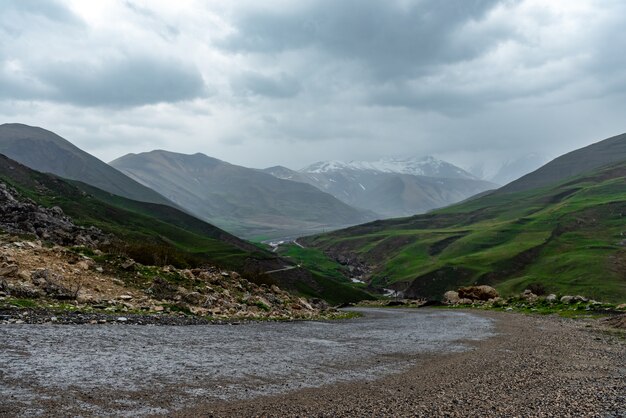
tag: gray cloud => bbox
[0,0,625,173]
[231,72,301,98]
[0,55,207,107]
[39,56,208,107]
[221,0,506,80]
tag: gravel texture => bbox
[182,311,626,417]
[0,308,624,417]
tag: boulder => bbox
[560,295,574,304]
[443,290,460,305]
[457,285,499,301]
[545,294,558,303]
[520,289,538,302]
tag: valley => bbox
[3,3,626,417]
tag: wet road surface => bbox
[0,308,494,416]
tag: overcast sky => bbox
[1,0,625,172]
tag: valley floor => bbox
[0,309,624,417]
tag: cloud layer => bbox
[1,0,625,171]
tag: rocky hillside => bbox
[0,181,107,247]
[0,174,337,323]
[0,236,336,324]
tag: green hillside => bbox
[0,154,371,304]
[303,161,626,302]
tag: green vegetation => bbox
[276,244,375,304]
[0,155,372,303]
[304,162,626,302]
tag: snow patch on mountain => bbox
[301,156,476,179]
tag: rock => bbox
[573,295,588,303]
[443,290,460,305]
[76,261,91,270]
[183,291,204,305]
[118,294,133,301]
[521,289,538,302]
[560,295,574,304]
[147,277,177,300]
[617,303,626,310]
[546,294,558,303]
[0,264,19,277]
[457,285,499,301]
[458,298,474,305]
[298,298,314,310]
[116,317,128,322]
[121,260,136,270]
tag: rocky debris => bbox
[0,235,339,323]
[0,182,109,247]
[457,285,499,301]
[440,286,625,320]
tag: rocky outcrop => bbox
[0,182,107,247]
[457,285,499,301]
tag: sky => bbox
[1,0,626,173]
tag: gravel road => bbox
[1,309,624,417]
[0,308,493,416]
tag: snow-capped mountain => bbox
[264,157,497,218]
[302,156,477,179]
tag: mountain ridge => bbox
[0,123,175,208]
[265,158,497,218]
[111,150,376,239]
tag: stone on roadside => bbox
[443,290,460,305]
[458,285,499,301]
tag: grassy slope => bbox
[275,244,374,304]
[0,154,371,303]
[304,162,626,302]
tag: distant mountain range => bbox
[0,123,174,207]
[303,156,477,178]
[265,156,497,218]
[111,150,375,239]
